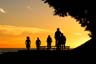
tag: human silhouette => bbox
[36,37,41,50]
[60,33,66,49]
[55,28,62,50]
[25,36,31,50]
[46,35,52,50]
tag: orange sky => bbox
[0,0,91,48]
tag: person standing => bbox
[60,33,66,49]
[55,28,62,49]
[47,35,52,49]
[36,37,41,50]
[25,36,31,50]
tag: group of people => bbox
[25,28,66,50]
[55,28,66,50]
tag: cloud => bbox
[27,6,34,11]
[0,25,50,36]
[0,8,6,14]
[73,32,82,36]
[27,6,31,9]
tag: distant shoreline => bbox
[0,48,26,54]
[0,47,73,54]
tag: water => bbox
[0,48,26,54]
[0,46,72,54]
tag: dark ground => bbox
[0,50,80,64]
[0,38,96,64]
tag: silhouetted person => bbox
[46,35,52,49]
[55,28,62,49]
[60,33,66,49]
[36,37,41,50]
[25,36,31,50]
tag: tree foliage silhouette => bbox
[42,0,96,38]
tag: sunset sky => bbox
[0,0,91,48]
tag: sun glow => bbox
[0,0,91,49]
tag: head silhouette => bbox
[26,36,30,40]
[48,35,50,37]
[57,28,60,31]
[37,37,40,40]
